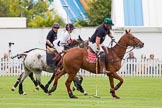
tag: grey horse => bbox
[11,36,89,95]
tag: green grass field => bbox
[0,76,162,108]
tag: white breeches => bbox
[88,42,104,52]
[54,46,64,53]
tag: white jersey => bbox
[53,30,70,53]
[53,30,70,46]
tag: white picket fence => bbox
[0,58,162,77]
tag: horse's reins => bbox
[112,39,135,55]
[110,35,137,50]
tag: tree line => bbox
[0,0,111,27]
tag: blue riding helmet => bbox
[66,24,75,30]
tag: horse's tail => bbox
[11,53,27,59]
[24,48,45,53]
[11,48,45,59]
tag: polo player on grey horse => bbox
[11,23,88,95]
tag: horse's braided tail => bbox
[11,48,45,59]
[11,54,19,59]
[11,53,27,59]
[24,48,44,53]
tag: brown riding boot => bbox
[99,52,110,74]
[99,61,110,74]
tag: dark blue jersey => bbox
[90,24,111,44]
[46,29,57,47]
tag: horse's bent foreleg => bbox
[108,74,119,99]
[45,73,55,89]
[65,73,78,99]
[48,70,65,94]
[112,73,123,90]
[108,73,123,99]
[108,75,117,98]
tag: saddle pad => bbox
[86,50,96,63]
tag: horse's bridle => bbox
[126,34,143,49]
[108,34,143,62]
[112,34,142,51]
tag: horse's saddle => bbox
[86,46,108,62]
[86,46,109,73]
[46,47,62,70]
[86,50,96,63]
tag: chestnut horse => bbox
[48,30,144,99]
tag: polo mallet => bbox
[63,5,69,24]
[63,5,72,41]
[93,55,101,98]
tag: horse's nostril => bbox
[137,43,144,48]
[140,43,144,48]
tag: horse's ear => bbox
[129,29,131,33]
[78,35,83,41]
[125,29,131,34]
[125,29,128,34]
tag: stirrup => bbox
[102,69,110,74]
[104,70,110,74]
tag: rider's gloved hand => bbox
[96,48,100,56]
[68,39,74,44]
[111,37,115,41]
[50,44,54,48]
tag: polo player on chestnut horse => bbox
[48,30,144,99]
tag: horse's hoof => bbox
[84,92,88,96]
[48,85,57,93]
[68,92,78,99]
[35,86,39,91]
[44,89,48,93]
[11,87,15,91]
[48,93,52,96]
[48,90,52,94]
[113,95,120,99]
[48,89,53,94]
[23,92,27,95]
[19,91,27,95]
[70,95,78,99]
[109,88,120,99]
[48,88,54,94]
